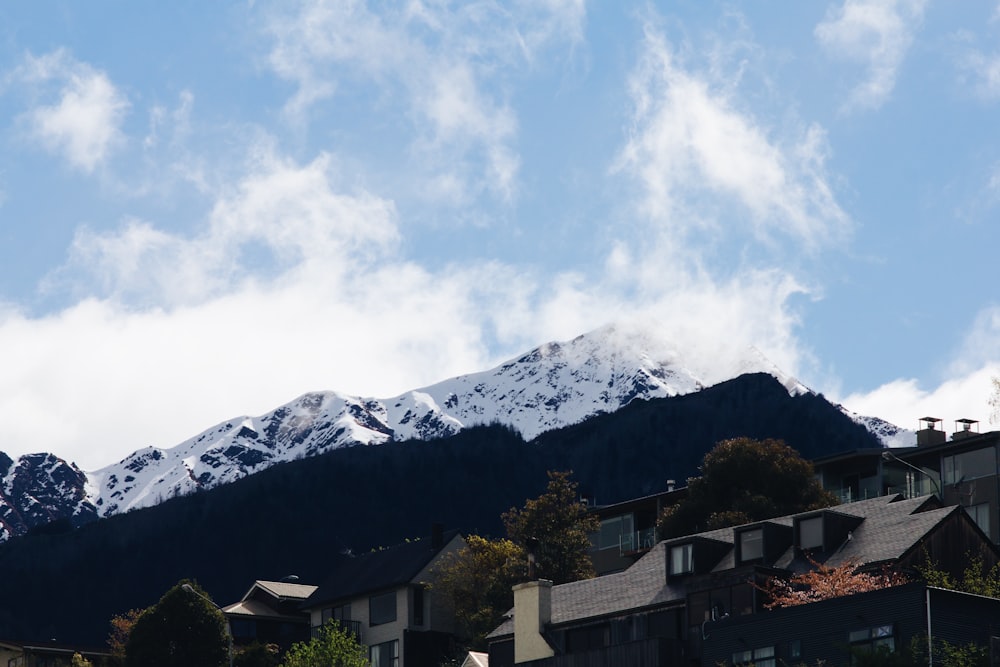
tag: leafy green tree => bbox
[502,470,599,584]
[125,580,229,667]
[234,642,281,667]
[658,437,838,538]
[71,654,94,667]
[434,535,526,650]
[280,622,368,667]
[918,553,1000,598]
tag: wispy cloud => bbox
[815,0,927,112]
[615,21,851,257]
[261,0,584,206]
[10,49,129,172]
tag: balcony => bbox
[619,528,657,555]
[312,619,363,643]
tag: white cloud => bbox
[615,23,851,254]
[815,0,927,112]
[261,0,583,205]
[840,304,1000,430]
[13,49,129,172]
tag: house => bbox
[588,485,687,576]
[301,525,466,667]
[487,494,1000,667]
[0,640,111,666]
[222,579,318,651]
[813,418,1000,541]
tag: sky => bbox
[3,1,1000,470]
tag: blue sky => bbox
[2,1,1000,469]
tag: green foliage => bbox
[918,553,1000,598]
[71,654,94,667]
[279,622,368,667]
[502,470,599,584]
[124,580,229,667]
[434,535,526,650]
[657,437,838,538]
[234,642,281,667]
[908,635,990,667]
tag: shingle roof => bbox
[253,580,318,601]
[488,494,957,640]
[304,530,462,609]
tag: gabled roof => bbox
[488,494,971,640]
[304,530,462,609]
[223,579,319,620]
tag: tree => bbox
[657,437,838,538]
[279,622,368,667]
[757,556,909,609]
[71,654,94,667]
[108,607,143,666]
[434,535,526,649]
[234,642,281,667]
[502,470,599,584]
[124,580,229,667]
[918,553,1000,598]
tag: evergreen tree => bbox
[124,580,229,667]
[502,470,599,584]
[434,535,526,649]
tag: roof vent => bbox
[916,417,945,447]
[952,418,979,441]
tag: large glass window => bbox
[740,529,763,561]
[943,447,997,485]
[733,646,775,667]
[968,503,991,538]
[670,543,693,575]
[370,640,399,667]
[370,591,397,626]
[598,514,635,551]
[849,624,895,660]
[798,517,823,550]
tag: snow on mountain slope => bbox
[0,453,97,540]
[84,322,794,516]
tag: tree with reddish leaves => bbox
[757,556,909,609]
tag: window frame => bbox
[369,590,397,626]
[739,528,764,562]
[669,543,693,575]
[370,639,399,667]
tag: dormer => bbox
[666,536,731,579]
[794,510,863,553]
[734,522,793,565]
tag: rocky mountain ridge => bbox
[0,323,902,539]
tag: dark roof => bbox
[488,494,963,640]
[304,530,462,609]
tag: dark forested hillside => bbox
[0,373,881,645]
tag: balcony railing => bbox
[619,528,657,555]
[312,619,363,643]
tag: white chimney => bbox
[513,580,555,664]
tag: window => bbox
[798,516,823,550]
[733,646,775,667]
[670,543,693,575]
[598,514,634,551]
[370,590,397,626]
[740,529,763,561]
[370,640,399,667]
[322,603,350,624]
[413,585,425,625]
[849,624,895,658]
[943,447,997,485]
[968,503,991,538]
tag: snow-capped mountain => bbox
[0,322,899,538]
[0,453,97,541]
